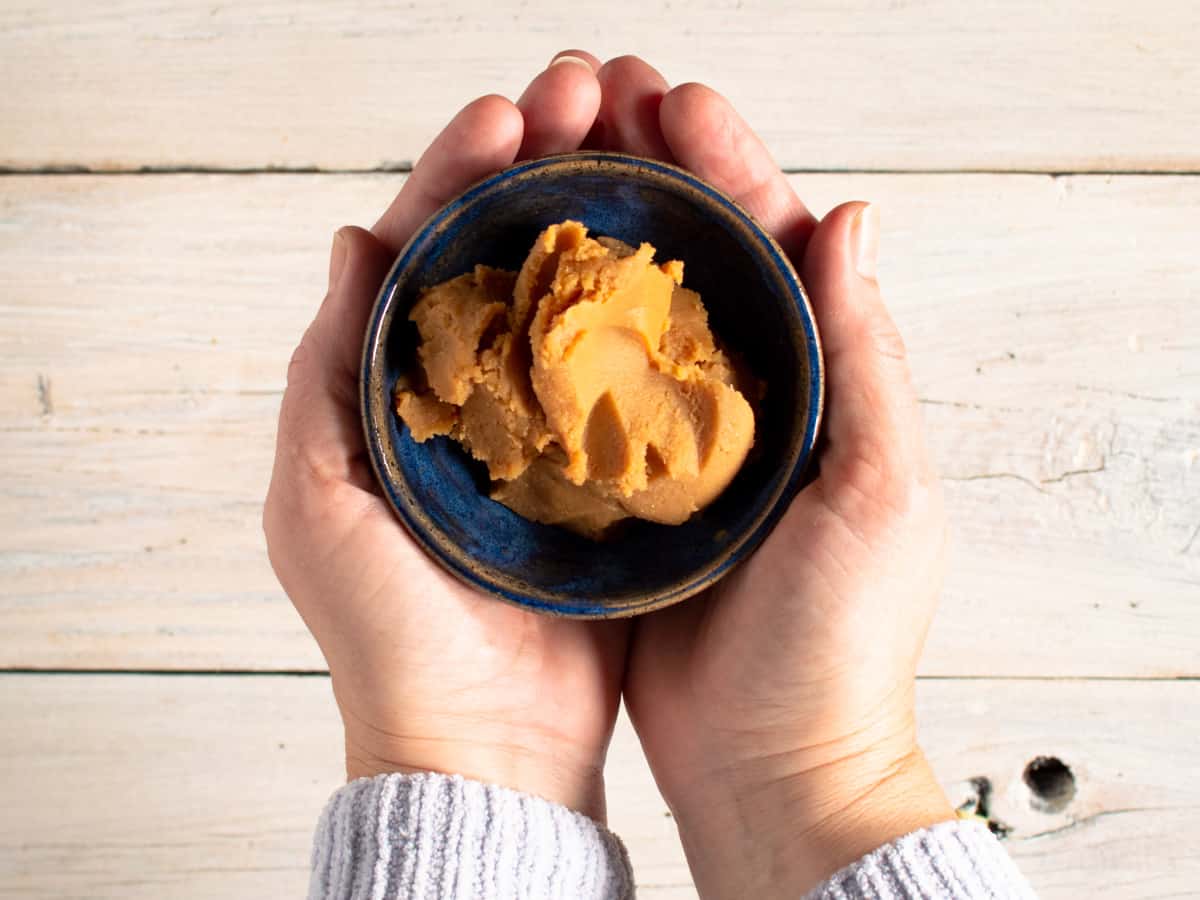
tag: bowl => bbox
[361,152,823,617]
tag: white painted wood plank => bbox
[2,1,1199,172]
[1,173,1196,674]
[918,679,1200,899]
[2,675,1195,898]
[0,675,343,899]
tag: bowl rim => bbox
[360,150,824,617]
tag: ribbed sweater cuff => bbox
[805,819,1038,899]
[308,772,634,900]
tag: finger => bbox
[516,53,602,159]
[659,82,816,258]
[586,55,674,160]
[801,202,924,478]
[276,226,393,488]
[372,95,524,254]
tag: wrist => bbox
[783,746,954,890]
[669,731,953,899]
[344,731,609,823]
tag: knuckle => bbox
[843,452,906,508]
[278,427,345,497]
[286,330,316,390]
[871,322,909,364]
[262,490,275,540]
[834,449,940,538]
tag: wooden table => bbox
[2,3,1197,897]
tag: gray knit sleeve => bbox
[805,819,1038,899]
[308,772,633,900]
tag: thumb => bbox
[275,225,394,489]
[801,202,926,488]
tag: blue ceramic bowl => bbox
[361,152,823,617]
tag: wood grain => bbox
[1,173,1197,674]
[2,1,1198,172]
[2,674,1195,899]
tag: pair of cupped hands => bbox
[264,52,953,896]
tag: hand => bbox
[263,53,629,822]
[600,59,956,895]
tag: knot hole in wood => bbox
[1023,756,1076,813]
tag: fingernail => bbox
[549,53,593,72]
[853,203,879,281]
[328,229,347,291]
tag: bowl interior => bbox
[362,153,821,616]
